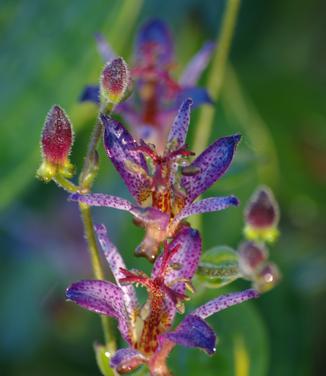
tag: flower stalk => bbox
[193,0,241,155]
[191,0,241,232]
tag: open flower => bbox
[66,224,259,375]
[80,19,214,150]
[70,99,241,260]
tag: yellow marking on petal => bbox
[234,336,249,376]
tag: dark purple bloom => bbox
[70,99,240,260]
[66,223,259,375]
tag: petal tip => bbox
[68,193,80,202]
[230,196,240,206]
[233,134,242,144]
[65,284,77,301]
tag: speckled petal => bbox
[163,314,216,355]
[135,19,173,66]
[192,289,260,319]
[95,32,116,62]
[66,280,131,343]
[69,193,134,211]
[153,227,201,294]
[151,227,201,325]
[181,134,241,203]
[166,98,192,150]
[110,348,147,374]
[80,84,100,104]
[102,115,152,204]
[173,196,239,225]
[179,42,215,86]
[177,87,213,108]
[94,224,138,315]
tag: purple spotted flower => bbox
[66,224,259,375]
[70,99,241,261]
[80,19,214,150]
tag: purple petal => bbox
[80,85,100,104]
[192,289,260,319]
[181,134,241,203]
[179,42,215,86]
[166,98,192,150]
[66,280,131,343]
[110,348,147,374]
[94,224,138,315]
[173,196,239,225]
[102,115,152,204]
[164,314,216,355]
[69,193,169,231]
[95,32,116,62]
[130,207,170,231]
[69,193,134,211]
[152,227,201,324]
[177,87,213,108]
[135,19,174,66]
[153,227,201,294]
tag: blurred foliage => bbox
[0,0,325,375]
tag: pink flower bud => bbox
[254,262,281,292]
[100,57,130,105]
[244,186,280,243]
[37,105,74,182]
[238,241,268,277]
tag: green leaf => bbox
[197,246,241,288]
[94,344,115,376]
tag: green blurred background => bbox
[1,0,325,375]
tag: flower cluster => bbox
[70,98,240,261]
[66,224,258,375]
[36,19,281,376]
[238,186,281,292]
[81,19,214,151]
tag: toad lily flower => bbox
[70,99,241,261]
[66,224,259,375]
[80,19,214,149]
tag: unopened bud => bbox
[244,186,280,243]
[37,105,74,182]
[238,241,268,277]
[100,57,130,105]
[254,262,281,293]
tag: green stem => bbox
[193,0,241,155]
[79,203,116,353]
[77,109,117,352]
[78,117,103,190]
[190,0,241,231]
[53,175,79,193]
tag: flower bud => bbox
[100,57,130,105]
[244,186,280,243]
[254,262,281,293]
[37,105,74,182]
[238,241,268,277]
